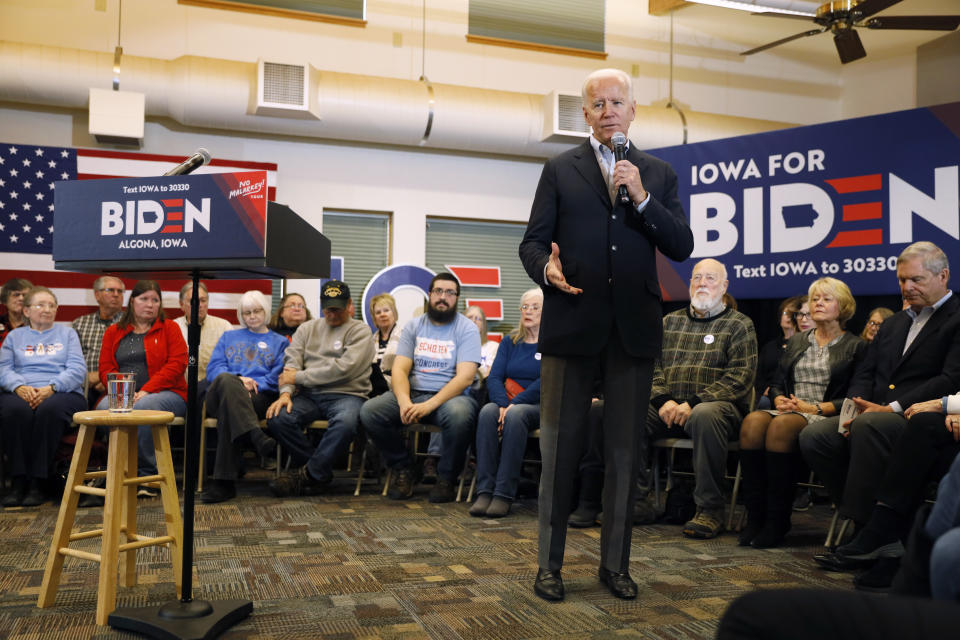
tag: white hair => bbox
[237,290,272,326]
[581,68,633,102]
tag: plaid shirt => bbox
[72,310,122,372]
[652,307,758,413]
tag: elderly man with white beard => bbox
[644,258,757,539]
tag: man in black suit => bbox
[519,68,694,602]
[799,241,960,568]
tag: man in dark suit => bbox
[519,68,694,602]
[799,241,960,569]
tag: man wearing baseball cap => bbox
[266,280,375,496]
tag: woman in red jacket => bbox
[98,280,187,494]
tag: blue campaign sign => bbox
[649,102,960,299]
[52,171,268,262]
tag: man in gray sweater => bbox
[267,280,375,496]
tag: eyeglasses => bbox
[241,308,265,316]
[430,288,459,298]
[283,303,306,310]
[98,287,124,294]
[795,311,812,319]
[867,320,883,328]
[691,273,721,284]
[520,304,541,312]
[31,303,57,310]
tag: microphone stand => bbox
[108,269,252,639]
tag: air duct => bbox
[0,41,793,158]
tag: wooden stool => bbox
[38,410,183,625]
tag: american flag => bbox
[0,142,278,324]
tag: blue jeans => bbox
[360,390,477,482]
[97,391,186,477]
[266,391,364,483]
[475,402,539,501]
[926,453,960,600]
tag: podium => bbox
[52,170,331,639]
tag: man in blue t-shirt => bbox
[360,272,481,502]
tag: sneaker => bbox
[387,465,422,500]
[421,456,439,485]
[137,486,160,499]
[428,477,457,503]
[269,467,331,498]
[793,490,812,512]
[682,507,725,539]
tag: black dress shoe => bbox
[533,569,564,601]
[813,552,876,572]
[854,557,901,593]
[199,480,237,504]
[2,477,27,508]
[568,505,600,528]
[598,566,638,600]
[21,486,47,507]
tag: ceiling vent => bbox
[88,88,145,147]
[541,90,590,143]
[255,60,319,120]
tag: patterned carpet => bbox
[0,468,854,640]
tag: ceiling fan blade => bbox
[751,12,816,21]
[834,29,866,64]
[741,28,825,56]
[865,15,960,31]
[852,0,904,20]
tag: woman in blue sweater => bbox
[0,287,86,507]
[199,290,288,503]
[470,288,543,518]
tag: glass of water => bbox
[107,372,136,412]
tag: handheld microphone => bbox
[611,132,631,205]
[163,148,211,176]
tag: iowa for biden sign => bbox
[651,103,960,298]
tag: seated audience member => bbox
[0,278,33,345]
[794,296,816,332]
[174,281,232,385]
[813,391,960,589]
[799,241,960,560]
[754,296,801,411]
[98,280,187,495]
[465,305,499,379]
[860,306,895,342]
[470,288,543,518]
[369,293,401,397]
[266,280,374,497]
[647,258,757,539]
[0,287,86,507]
[715,451,960,640]
[738,278,865,548]
[360,272,480,502]
[72,276,124,408]
[198,291,287,504]
[567,398,605,527]
[269,292,311,341]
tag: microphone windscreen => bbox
[196,148,211,165]
[611,132,627,147]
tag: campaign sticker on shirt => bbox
[25,345,34,356]
[36,343,46,355]
[333,340,343,350]
[704,334,715,345]
[257,341,268,350]
[535,352,542,360]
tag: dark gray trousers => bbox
[798,412,907,523]
[537,335,654,573]
[205,372,275,480]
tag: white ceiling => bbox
[670,0,959,66]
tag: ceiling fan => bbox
[740,0,960,64]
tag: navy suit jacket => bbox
[848,292,960,408]
[519,139,693,358]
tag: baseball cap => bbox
[321,280,351,310]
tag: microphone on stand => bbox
[611,132,631,205]
[163,148,211,176]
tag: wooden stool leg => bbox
[154,425,183,599]
[38,423,96,608]
[97,425,124,625]
[118,426,138,588]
